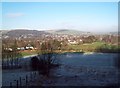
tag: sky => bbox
[2,2,118,32]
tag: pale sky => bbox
[2,2,118,32]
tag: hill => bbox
[45,29,89,35]
[2,29,50,38]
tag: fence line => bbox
[2,52,22,69]
[8,71,39,87]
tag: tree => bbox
[37,39,60,76]
[40,40,60,66]
[2,39,22,69]
[30,56,40,70]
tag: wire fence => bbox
[3,71,41,87]
[2,52,22,69]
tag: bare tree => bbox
[34,39,60,76]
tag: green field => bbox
[67,42,119,53]
[20,42,119,56]
[20,50,37,56]
[4,42,118,58]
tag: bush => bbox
[30,55,60,76]
[30,56,40,70]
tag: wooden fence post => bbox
[30,73,32,81]
[19,77,22,87]
[10,82,12,88]
[25,75,28,86]
[16,80,18,88]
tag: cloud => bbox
[6,13,24,18]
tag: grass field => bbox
[67,42,104,51]
[68,42,119,52]
[19,42,119,56]
[20,50,37,56]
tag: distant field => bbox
[20,50,37,56]
[68,42,119,52]
[66,42,102,52]
[19,42,119,57]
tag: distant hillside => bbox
[55,29,71,32]
[0,30,10,34]
[45,29,86,35]
[2,29,118,39]
[109,32,119,35]
[2,29,50,38]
